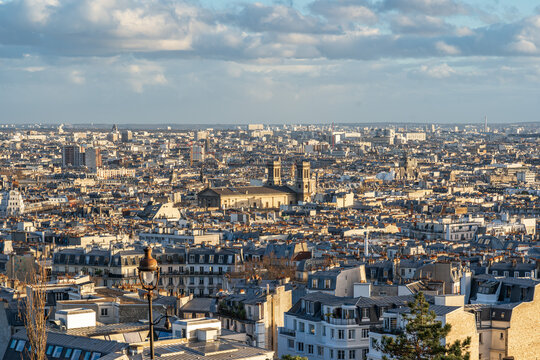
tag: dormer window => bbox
[324,279,331,289]
[312,279,318,288]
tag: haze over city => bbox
[1,0,540,124]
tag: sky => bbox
[0,0,539,125]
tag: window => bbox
[297,342,304,352]
[83,351,92,360]
[90,353,102,360]
[500,332,504,340]
[71,349,82,360]
[293,319,297,330]
[348,329,355,339]
[362,308,370,319]
[309,324,315,335]
[288,339,294,349]
[338,350,345,360]
[362,328,369,338]
[324,279,331,289]
[349,350,356,359]
[16,340,26,352]
[514,271,520,278]
[504,271,509,277]
[492,270,498,276]
[338,329,345,339]
[9,340,17,349]
[479,333,483,344]
[189,255,195,263]
[312,279,318,288]
[47,345,55,355]
[52,346,63,358]
[362,348,369,360]
[299,322,305,333]
[65,349,73,358]
[330,349,334,359]
[101,308,108,316]
[317,346,324,356]
[323,326,326,336]
[331,329,335,339]
[308,345,314,354]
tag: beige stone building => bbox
[218,285,292,352]
[198,159,315,209]
[468,279,540,360]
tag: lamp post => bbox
[138,246,171,359]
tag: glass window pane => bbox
[16,340,26,352]
[71,349,82,360]
[53,346,63,358]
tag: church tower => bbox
[296,160,313,202]
[267,158,282,186]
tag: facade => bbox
[307,266,367,297]
[198,159,316,209]
[52,246,243,295]
[62,145,83,168]
[218,285,292,351]
[0,190,25,217]
[367,295,479,360]
[277,292,412,360]
[85,147,102,171]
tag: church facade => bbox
[197,159,315,209]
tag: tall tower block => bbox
[267,159,282,186]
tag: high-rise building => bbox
[85,148,102,171]
[121,130,132,142]
[191,144,205,163]
[62,145,83,168]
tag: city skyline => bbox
[1,0,540,124]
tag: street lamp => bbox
[138,246,171,359]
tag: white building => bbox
[278,292,411,360]
[0,190,25,217]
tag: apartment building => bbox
[218,285,292,351]
[277,292,411,360]
[367,295,479,360]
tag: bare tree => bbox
[20,260,48,360]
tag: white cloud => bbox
[418,63,456,78]
[126,61,167,93]
[69,70,85,84]
[435,41,460,55]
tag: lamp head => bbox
[138,246,159,286]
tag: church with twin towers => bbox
[197,159,316,209]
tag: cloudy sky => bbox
[1,0,539,125]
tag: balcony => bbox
[279,328,296,337]
[324,317,357,325]
[369,325,403,336]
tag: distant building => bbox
[85,147,102,171]
[198,160,316,209]
[62,145,83,168]
[121,129,133,142]
[0,190,25,217]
